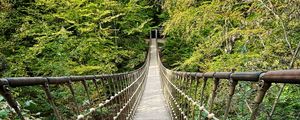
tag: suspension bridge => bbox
[0,33,300,120]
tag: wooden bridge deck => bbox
[133,39,171,120]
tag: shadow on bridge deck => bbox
[133,39,171,120]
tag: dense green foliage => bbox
[162,0,300,72]
[160,0,300,119]
[1,0,299,119]
[0,0,154,77]
[0,0,158,119]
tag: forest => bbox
[160,0,300,119]
[0,0,157,119]
[0,0,156,77]
[0,0,300,119]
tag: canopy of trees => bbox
[0,0,156,77]
[160,0,300,119]
[0,0,299,119]
[0,0,159,119]
[161,0,300,72]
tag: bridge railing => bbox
[158,48,300,120]
[0,48,150,120]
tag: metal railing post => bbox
[250,80,271,120]
[0,79,24,120]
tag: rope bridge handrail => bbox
[0,48,150,120]
[158,48,300,120]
